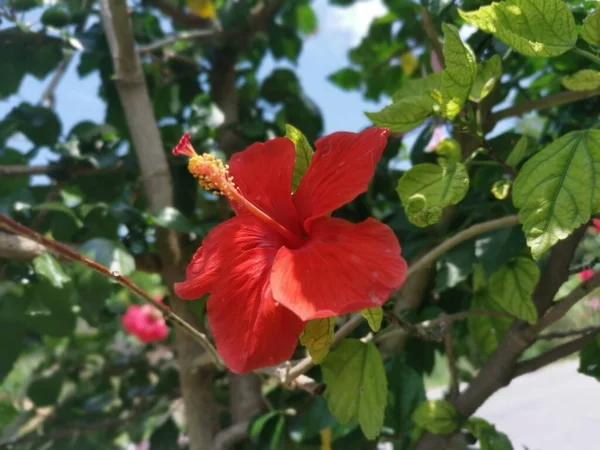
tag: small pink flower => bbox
[586,297,600,311]
[425,126,448,152]
[579,269,594,282]
[122,303,169,343]
[592,219,600,232]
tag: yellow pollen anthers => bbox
[187,154,236,199]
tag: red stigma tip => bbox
[172,134,196,157]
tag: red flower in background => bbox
[592,219,600,232]
[122,302,169,343]
[173,128,408,373]
[579,269,594,282]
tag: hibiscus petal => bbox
[270,216,407,321]
[174,216,284,300]
[228,137,302,236]
[292,127,389,229]
[208,247,305,373]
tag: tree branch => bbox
[0,214,222,366]
[489,89,600,123]
[99,1,220,447]
[538,324,600,340]
[212,421,249,450]
[284,215,520,384]
[0,163,125,178]
[414,228,585,450]
[513,332,598,378]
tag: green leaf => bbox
[505,135,528,167]
[25,280,76,337]
[0,103,61,147]
[361,307,383,332]
[33,253,70,289]
[397,161,470,227]
[328,67,362,91]
[269,24,302,63]
[459,0,577,57]
[411,400,459,434]
[80,238,136,276]
[392,72,442,102]
[561,70,600,91]
[299,317,335,364]
[28,371,64,406]
[285,124,313,191]
[150,419,179,448]
[386,355,426,435]
[435,240,475,293]
[582,8,600,47]
[365,95,436,133]
[436,139,462,164]
[579,335,600,379]
[491,179,511,200]
[151,206,197,233]
[295,4,318,34]
[469,291,513,357]
[475,226,527,279]
[41,6,71,27]
[440,23,477,118]
[469,55,502,103]
[0,322,26,381]
[489,257,539,324]
[0,401,19,428]
[513,130,600,259]
[466,418,514,450]
[289,397,339,442]
[322,339,387,439]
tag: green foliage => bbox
[489,257,539,324]
[459,0,577,57]
[412,400,459,434]
[361,306,383,332]
[466,418,514,450]
[579,335,600,379]
[505,135,529,168]
[469,55,502,103]
[581,8,600,47]
[366,95,435,132]
[397,161,469,227]
[322,339,387,439]
[80,238,136,276]
[285,124,313,191]
[562,70,600,91]
[299,317,335,364]
[440,23,477,118]
[513,130,600,259]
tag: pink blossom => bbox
[592,219,600,233]
[579,269,594,282]
[586,297,600,311]
[425,126,448,152]
[122,302,169,343]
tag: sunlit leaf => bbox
[469,55,502,103]
[299,317,335,364]
[411,400,459,434]
[440,23,477,118]
[582,8,600,47]
[513,130,600,259]
[397,161,469,227]
[33,253,70,289]
[361,307,383,332]
[285,124,313,191]
[459,0,577,57]
[561,70,600,91]
[466,418,514,450]
[366,96,436,132]
[491,179,511,200]
[505,135,529,167]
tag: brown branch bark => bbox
[212,421,249,450]
[414,227,586,450]
[420,5,444,69]
[489,89,600,123]
[513,332,598,378]
[98,1,219,448]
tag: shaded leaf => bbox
[475,226,527,279]
[80,238,135,276]
[435,240,475,293]
[489,257,539,324]
[386,355,426,435]
[28,371,64,406]
[579,335,600,379]
[0,401,19,428]
[505,135,528,167]
[392,72,441,102]
[151,206,197,233]
[466,418,514,450]
[513,130,600,259]
[322,339,387,439]
[328,68,362,91]
[459,0,577,57]
[33,253,70,289]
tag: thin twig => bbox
[0,214,223,368]
[490,89,600,123]
[420,5,445,69]
[513,332,599,378]
[538,324,600,340]
[444,323,459,401]
[284,215,520,383]
[137,27,221,54]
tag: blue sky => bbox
[1,0,388,156]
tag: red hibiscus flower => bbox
[173,128,408,373]
[122,302,169,343]
[579,269,594,281]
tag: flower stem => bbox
[573,47,600,65]
[0,213,224,368]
